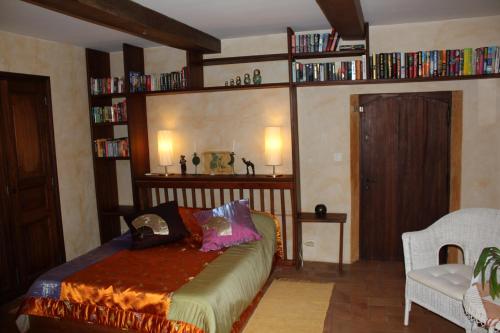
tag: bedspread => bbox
[17,211,279,333]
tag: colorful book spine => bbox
[94,137,129,158]
[369,46,499,80]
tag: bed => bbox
[16,175,296,333]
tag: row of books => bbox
[92,101,127,124]
[369,46,500,80]
[90,77,125,95]
[291,28,341,53]
[94,138,129,158]
[129,67,188,92]
[292,58,366,82]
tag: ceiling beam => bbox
[316,0,366,39]
[22,0,221,53]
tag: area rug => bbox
[243,279,334,333]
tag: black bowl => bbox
[314,204,327,218]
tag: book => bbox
[292,59,364,83]
[90,77,124,95]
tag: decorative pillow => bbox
[179,207,204,248]
[194,199,261,252]
[124,201,189,249]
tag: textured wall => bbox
[0,31,99,260]
[141,15,500,263]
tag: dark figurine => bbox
[252,69,262,85]
[192,153,200,175]
[228,152,235,174]
[180,155,187,175]
[315,204,327,218]
[242,158,255,176]
[243,73,251,85]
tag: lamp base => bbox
[163,166,169,176]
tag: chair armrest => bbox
[402,229,441,274]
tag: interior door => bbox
[359,92,451,261]
[0,75,65,293]
[0,81,16,302]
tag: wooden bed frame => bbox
[25,174,296,332]
[135,174,297,262]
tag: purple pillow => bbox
[194,199,261,252]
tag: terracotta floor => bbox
[1,261,464,333]
[274,260,464,333]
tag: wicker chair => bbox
[402,208,500,331]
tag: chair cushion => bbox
[408,264,473,300]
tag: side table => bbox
[297,212,347,273]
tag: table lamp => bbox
[264,126,282,178]
[157,130,173,176]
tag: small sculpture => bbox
[180,155,187,175]
[228,152,236,175]
[225,81,229,86]
[252,69,262,85]
[192,152,200,175]
[315,204,327,218]
[244,73,251,85]
[230,79,235,86]
[242,158,255,176]
[235,76,242,86]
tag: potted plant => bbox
[474,247,500,299]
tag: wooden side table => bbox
[297,212,347,272]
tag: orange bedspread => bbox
[22,240,222,332]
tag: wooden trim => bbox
[294,73,500,87]
[450,91,462,212]
[349,95,360,263]
[448,91,463,263]
[22,0,221,53]
[186,51,204,89]
[316,0,365,39]
[203,53,288,66]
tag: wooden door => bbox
[359,92,451,261]
[0,75,65,298]
[0,81,17,302]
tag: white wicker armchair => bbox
[402,208,500,331]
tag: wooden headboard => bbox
[135,174,296,262]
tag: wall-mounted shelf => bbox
[93,121,128,127]
[95,156,130,161]
[203,53,288,66]
[293,73,500,87]
[291,50,366,60]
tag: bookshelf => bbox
[86,45,150,244]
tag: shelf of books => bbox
[288,25,369,85]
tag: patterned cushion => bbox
[179,207,204,248]
[194,199,261,252]
[124,201,189,249]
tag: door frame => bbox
[349,91,463,263]
[0,71,66,266]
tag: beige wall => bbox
[142,15,500,263]
[0,31,99,260]
[1,14,498,264]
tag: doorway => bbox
[352,92,458,261]
[0,73,65,303]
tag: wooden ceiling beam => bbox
[316,0,366,39]
[22,0,221,53]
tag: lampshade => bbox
[157,130,173,166]
[265,126,282,166]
